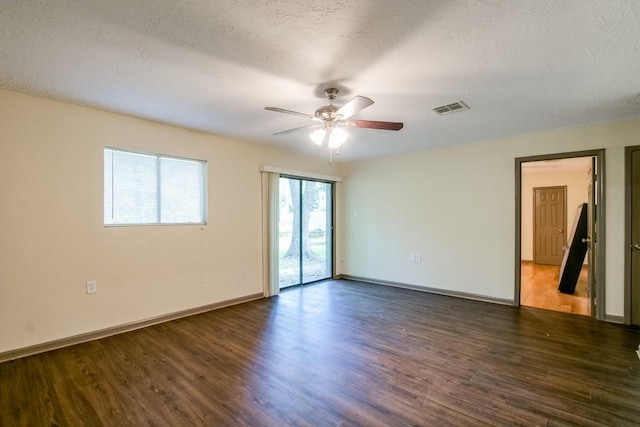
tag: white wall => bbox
[521,163,590,261]
[0,89,339,354]
[338,118,640,317]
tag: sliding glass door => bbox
[278,177,332,289]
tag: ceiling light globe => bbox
[310,129,325,145]
[328,127,348,148]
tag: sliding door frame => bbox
[280,175,335,288]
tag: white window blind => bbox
[104,148,206,225]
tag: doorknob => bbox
[582,238,591,244]
[558,229,563,233]
[633,244,640,251]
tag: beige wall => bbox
[2,86,637,355]
[521,163,591,261]
[338,118,640,317]
[0,89,339,354]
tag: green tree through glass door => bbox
[278,177,332,288]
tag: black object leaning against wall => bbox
[558,203,588,294]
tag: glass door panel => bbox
[302,180,331,283]
[278,178,300,289]
[278,177,332,289]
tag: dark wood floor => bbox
[2,280,640,426]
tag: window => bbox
[104,148,206,225]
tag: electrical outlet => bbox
[86,280,97,294]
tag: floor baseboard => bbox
[337,274,514,306]
[0,293,264,364]
[604,314,624,324]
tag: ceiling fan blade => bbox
[336,96,374,120]
[347,120,404,131]
[265,107,320,121]
[273,124,322,136]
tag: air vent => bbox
[432,101,470,115]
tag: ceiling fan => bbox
[265,88,403,160]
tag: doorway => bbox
[515,150,605,319]
[278,176,333,289]
[625,146,640,326]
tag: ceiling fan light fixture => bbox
[310,128,325,145]
[328,127,348,148]
[266,87,402,161]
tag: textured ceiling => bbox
[1,0,639,162]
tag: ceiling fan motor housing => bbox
[315,104,340,121]
[315,88,341,121]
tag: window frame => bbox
[104,146,208,227]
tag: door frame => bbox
[514,149,606,320]
[624,145,640,324]
[533,186,567,265]
[279,175,335,288]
